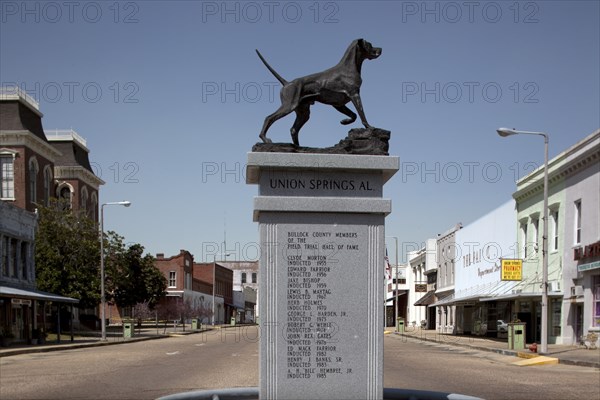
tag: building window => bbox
[551,298,561,337]
[43,166,52,206]
[185,272,191,289]
[90,193,98,222]
[168,271,176,287]
[29,158,38,204]
[594,277,600,327]
[252,272,257,283]
[520,221,528,258]
[1,237,8,276]
[531,217,539,254]
[11,238,18,277]
[21,242,27,280]
[574,200,582,245]
[81,187,88,213]
[58,184,73,210]
[1,153,15,199]
[444,262,448,286]
[241,272,247,284]
[551,209,559,252]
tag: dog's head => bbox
[357,39,382,60]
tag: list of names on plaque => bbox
[284,229,361,380]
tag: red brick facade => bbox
[1,96,102,218]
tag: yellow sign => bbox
[501,259,523,281]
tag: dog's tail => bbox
[256,50,288,85]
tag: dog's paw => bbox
[340,118,355,125]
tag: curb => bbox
[0,334,167,357]
[0,326,256,358]
[393,332,600,369]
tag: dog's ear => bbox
[357,38,365,48]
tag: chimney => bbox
[156,253,164,259]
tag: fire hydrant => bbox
[528,343,538,353]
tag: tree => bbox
[103,234,167,309]
[132,301,153,333]
[35,201,101,309]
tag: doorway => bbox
[575,304,583,343]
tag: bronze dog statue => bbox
[256,39,382,146]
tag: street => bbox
[1,326,598,400]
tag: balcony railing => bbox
[45,129,87,147]
[0,86,40,110]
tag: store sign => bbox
[414,284,427,292]
[577,261,600,272]
[11,298,32,306]
[501,259,523,281]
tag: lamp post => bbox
[100,201,131,341]
[212,253,230,326]
[497,127,549,354]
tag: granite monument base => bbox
[247,152,399,400]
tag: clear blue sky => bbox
[2,1,598,263]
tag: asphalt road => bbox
[384,334,600,400]
[1,327,598,400]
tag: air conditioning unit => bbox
[571,285,584,297]
[548,281,561,292]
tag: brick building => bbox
[194,262,234,324]
[220,261,258,323]
[153,250,234,325]
[1,87,100,343]
[0,87,103,216]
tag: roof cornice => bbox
[54,165,105,188]
[0,130,62,161]
[513,130,600,202]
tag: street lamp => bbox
[212,253,230,326]
[497,127,549,354]
[100,201,131,341]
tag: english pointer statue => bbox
[256,39,382,146]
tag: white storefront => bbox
[450,200,517,335]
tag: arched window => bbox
[90,192,98,222]
[43,166,53,206]
[81,186,88,213]
[57,183,73,210]
[29,158,39,204]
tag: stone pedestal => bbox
[247,152,399,400]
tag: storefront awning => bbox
[414,290,436,306]
[0,286,79,304]
[480,291,564,302]
[385,290,407,306]
[430,294,486,307]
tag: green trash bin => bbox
[508,322,526,350]
[191,318,199,330]
[230,317,236,326]
[123,321,134,339]
[397,317,405,334]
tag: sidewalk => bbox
[4,325,599,368]
[0,323,246,358]
[389,328,600,368]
